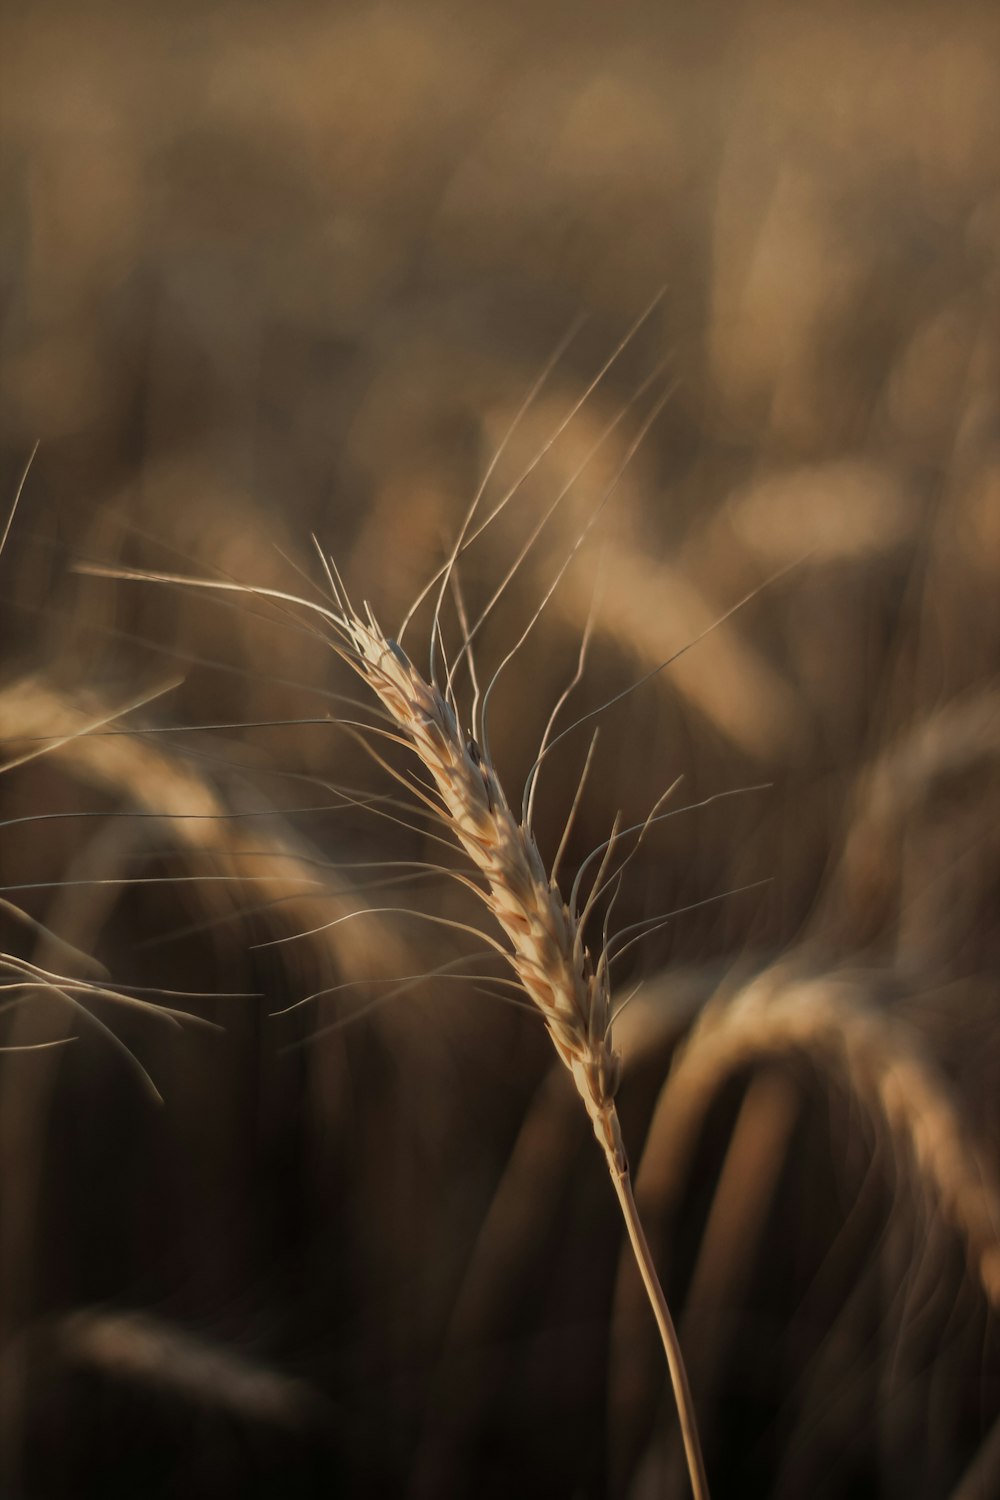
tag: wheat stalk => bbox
[75,551,712,1500]
[328,597,712,1499]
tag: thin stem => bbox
[606,1138,711,1500]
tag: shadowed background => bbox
[1,1,999,1496]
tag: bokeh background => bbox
[1,1,999,1495]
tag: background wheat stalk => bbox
[656,966,1000,1309]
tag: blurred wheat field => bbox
[1,1,999,1496]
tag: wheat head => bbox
[334,608,627,1173]
[71,552,710,1499]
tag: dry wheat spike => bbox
[75,546,713,1500]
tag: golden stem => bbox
[606,1135,711,1500]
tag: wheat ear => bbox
[73,553,711,1499]
[330,602,710,1500]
